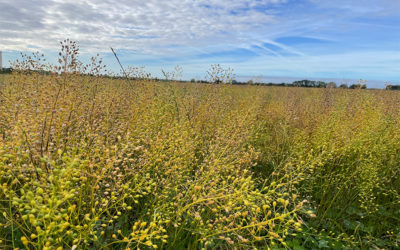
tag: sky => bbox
[0,0,399,87]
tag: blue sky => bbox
[0,0,399,87]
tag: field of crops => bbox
[1,51,400,249]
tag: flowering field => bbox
[1,47,400,249]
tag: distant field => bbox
[1,58,400,249]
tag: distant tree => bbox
[0,68,11,74]
[293,80,323,87]
[292,80,303,87]
[349,79,367,89]
[386,84,400,90]
[190,78,195,83]
[247,80,254,85]
[349,84,367,89]
[326,82,337,88]
[339,83,348,88]
[316,81,326,88]
[349,84,357,89]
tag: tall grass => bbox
[0,43,399,249]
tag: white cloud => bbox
[310,0,400,15]
[0,0,287,53]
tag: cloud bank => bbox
[0,0,287,52]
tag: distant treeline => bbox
[221,79,367,89]
[386,85,400,90]
[3,68,397,90]
[0,68,12,74]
